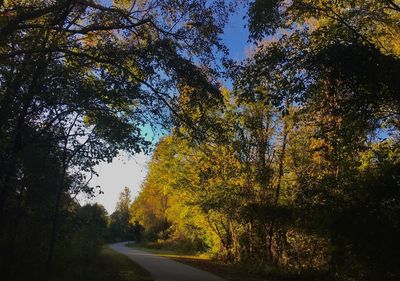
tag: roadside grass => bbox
[55,246,153,281]
[165,257,328,281]
[92,247,153,281]
[17,246,153,281]
[125,242,209,260]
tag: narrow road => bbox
[110,242,225,281]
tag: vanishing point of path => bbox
[110,242,226,281]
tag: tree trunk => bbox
[275,99,289,204]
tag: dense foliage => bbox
[1,0,399,280]
[0,0,232,279]
[131,1,400,280]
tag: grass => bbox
[125,242,209,260]
[19,246,154,281]
[92,247,153,281]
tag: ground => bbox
[97,247,153,281]
[44,247,153,281]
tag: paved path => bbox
[109,242,225,281]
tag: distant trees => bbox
[130,136,210,250]
[109,187,135,241]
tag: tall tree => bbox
[110,187,134,241]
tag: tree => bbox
[109,187,134,241]
[73,203,109,261]
[0,0,234,221]
[240,1,400,279]
[130,3,400,276]
[0,0,236,276]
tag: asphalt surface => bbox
[109,242,225,281]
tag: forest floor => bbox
[125,243,308,281]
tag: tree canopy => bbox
[1,1,399,281]
[130,1,400,280]
[0,0,235,279]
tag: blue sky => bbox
[221,4,250,61]
[83,2,251,213]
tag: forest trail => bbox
[109,242,226,281]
